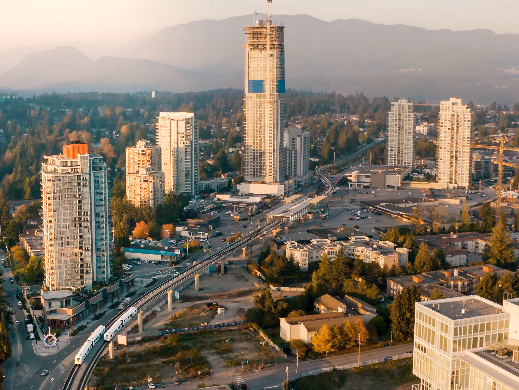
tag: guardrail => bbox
[288,352,413,384]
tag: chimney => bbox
[454,269,459,277]
[443,271,452,278]
[413,275,424,283]
[63,142,88,159]
[483,265,494,273]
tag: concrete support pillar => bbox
[109,340,115,359]
[138,311,143,333]
[194,274,200,291]
[242,247,247,258]
[220,259,225,275]
[167,290,173,311]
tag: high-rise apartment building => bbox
[413,295,519,390]
[156,112,199,195]
[41,142,110,291]
[437,98,472,189]
[283,127,310,178]
[243,7,285,184]
[126,140,165,208]
[387,99,415,167]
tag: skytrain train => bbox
[74,325,105,365]
[104,307,138,342]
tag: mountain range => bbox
[2,15,519,103]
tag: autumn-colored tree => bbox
[312,324,334,355]
[132,221,150,239]
[354,319,370,346]
[161,224,175,239]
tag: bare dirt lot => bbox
[92,326,285,389]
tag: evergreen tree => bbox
[476,273,498,301]
[390,286,421,341]
[460,201,471,231]
[414,243,434,273]
[484,219,516,268]
[479,202,496,232]
[429,287,446,300]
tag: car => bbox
[15,320,20,325]
[41,369,49,376]
[148,383,156,389]
[17,301,22,308]
[384,357,393,362]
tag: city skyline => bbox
[1,0,519,54]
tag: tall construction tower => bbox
[243,0,286,184]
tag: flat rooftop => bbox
[463,351,519,387]
[423,296,503,320]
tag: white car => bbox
[41,369,49,376]
[148,384,156,389]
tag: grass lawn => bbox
[292,358,418,390]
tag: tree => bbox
[476,273,498,301]
[312,324,334,354]
[480,202,495,232]
[312,254,333,295]
[460,201,471,231]
[25,256,40,283]
[483,219,516,268]
[290,339,308,359]
[287,310,306,318]
[132,221,149,239]
[429,287,446,300]
[390,286,421,341]
[354,319,369,346]
[161,224,175,239]
[414,243,434,273]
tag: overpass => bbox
[62,169,333,390]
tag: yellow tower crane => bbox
[472,136,519,218]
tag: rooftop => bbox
[460,351,519,388]
[422,296,503,320]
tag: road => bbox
[159,343,412,390]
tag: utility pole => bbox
[285,366,289,390]
[358,334,361,367]
[296,352,299,373]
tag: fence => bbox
[250,323,287,358]
[289,352,413,383]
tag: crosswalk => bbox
[235,376,244,385]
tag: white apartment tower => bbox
[157,112,199,195]
[387,99,415,167]
[126,140,165,208]
[283,127,310,178]
[437,98,472,189]
[243,2,285,184]
[413,295,519,390]
[41,143,110,291]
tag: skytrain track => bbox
[63,169,333,390]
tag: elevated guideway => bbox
[63,169,333,390]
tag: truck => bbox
[118,297,131,310]
[26,324,34,333]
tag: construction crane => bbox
[472,136,519,218]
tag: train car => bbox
[74,340,93,365]
[87,325,105,343]
[104,307,138,342]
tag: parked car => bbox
[41,369,49,376]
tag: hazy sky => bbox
[1,0,518,54]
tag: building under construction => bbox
[243,1,286,185]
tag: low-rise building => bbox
[346,165,411,189]
[123,243,183,262]
[19,228,44,258]
[285,237,409,271]
[388,264,512,299]
[280,312,370,345]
